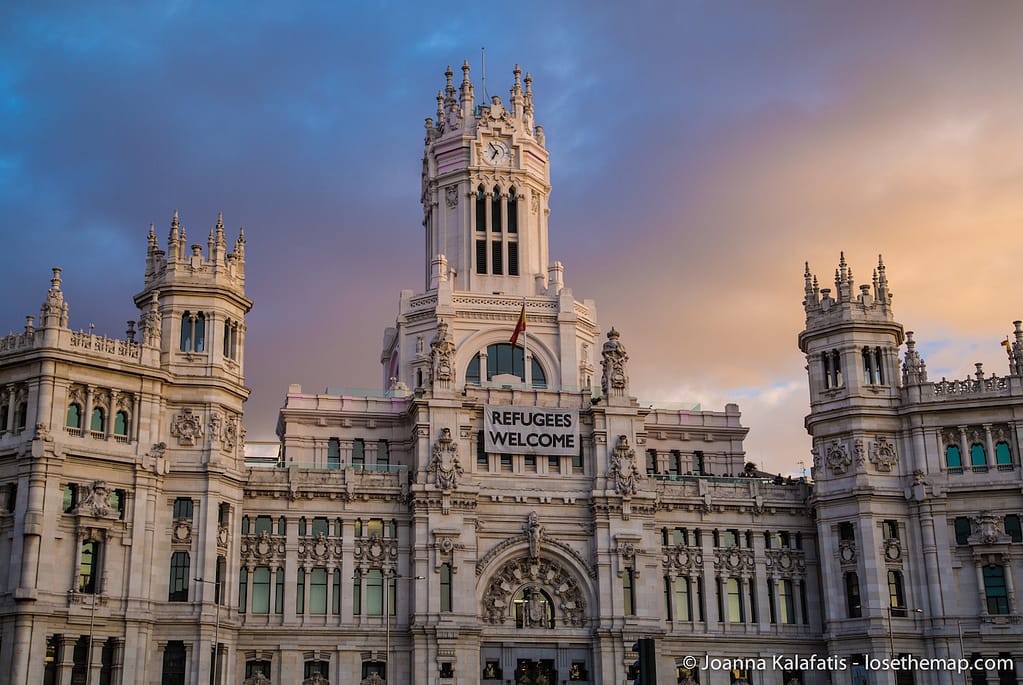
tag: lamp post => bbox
[194,577,222,685]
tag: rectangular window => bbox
[476,431,488,467]
[571,451,583,473]
[692,451,704,475]
[1005,514,1023,543]
[508,242,519,276]
[327,438,340,468]
[332,569,341,614]
[440,562,452,612]
[352,439,365,466]
[172,497,193,520]
[275,568,284,614]
[883,520,899,540]
[309,568,327,615]
[673,576,692,621]
[623,568,636,615]
[476,239,487,274]
[669,450,681,476]
[353,570,362,615]
[252,567,271,614]
[984,566,1010,614]
[838,522,856,541]
[238,567,248,613]
[954,517,972,545]
[845,572,861,618]
[779,579,795,624]
[367,518,384,538]
[366,569,383,615]
[79,541,100,594]
[63,484,78,513]
[726,578,743,622]
[377,439,390,468]
[168,551,190,602]
[295,568,305,614]
[491,241,503,275]
[311,516,329,537]
[548,455,560,473]
[501,454,512,471]
[253,515,272,535]
[524,455,536,471]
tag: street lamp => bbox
[381,571,424,685]
[194,577,222,685]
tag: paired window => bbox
[821,350,843,389]
[862,346,885,385]
[179,311,206,353]
[996,441,1012,466]
[66,404,82,430]
[223,318,240,360]
[664,576,694,622]
[353,568,396,616]
[90,407,105,434]
[465,343,547,388]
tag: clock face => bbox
[483,140,510,165]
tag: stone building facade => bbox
[0,64,1019,685]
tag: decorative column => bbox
[975,561,988,617]
[82,387,93,437]
[58,635,76,685]
[983,425,995,467]
[89,636,105,685]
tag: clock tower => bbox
[421,62,551,296]
[381,63,598,394]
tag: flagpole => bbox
[522,296,529,387]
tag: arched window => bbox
[194,312,205,352]
[970,443,986,467]
[996,441,1012,466]
[945,445,962,468]
[180,312,192,352]
[507,187,518,234]
[491,186,501,232]
[66,404,82,429]
[15,402,26,430]
[475,185,487,231]
[168,551,190,602]
[90,407,105,433]
[887,570,906,616]
[465,343,547,388]
[114,410,129,437]
[513,586,555,628]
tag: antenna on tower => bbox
[481,46,487,101]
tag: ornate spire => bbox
[902,331,927,385]
[459,60,473,111]
[601,327,629,400]
[168,209,180,258]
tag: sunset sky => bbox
[2,2,1022,473]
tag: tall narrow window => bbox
[352,439,365,466]
[778,579,795,624]
[194,312,205,352]
[252,566,271,614]
[168,551,190,601]
[673,576,692,621]
[275,568,284,614]
[113,411,129,438]
[888,570,906,616]
[327,438,340,469]
[63,484,78,513]
[508,241,519,276]
[366,568,383,615]
[66,404,82,429]
[863,347,874,385]
[491,187,501,232]
[645,450,657,475]
[238,567,248,613]
[491,240,503,275]
[508,188,518,233]
[984,566,1010,614]
[80,540,100,593]
[377,439,390,468]
[874,347,885,384]
[954,517,972,545]
[476,431,488,467]
[996,442,1012,466]
[726,578,743,622]
[822,352,833,389]
[832,350,843,386]
[692,451,704,476]
[180,312,192,352]
[215,556,226,605]
[90,407,105,433]
[476,239,487,275]
[161,641,186,685]
[845,572,861,618]
[15,402,25,430]
[971,444,987,467]
[295,568,305,614]
[353,569,362,615]
[475,186,487,232]
[332,569,342,614]
[946,445,963,469]
[440,562,452,612]
[309,568,328,615]
[623,568,636,615]
[1005,514,1023,543]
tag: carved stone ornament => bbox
[303,674,328,685]
[428,427,463,490]
[854,439,866,466]
[170,408,204,446]
[72,481,114,518]
[353,535,398,564]
[217,524,229,548]
[208,412,222,442]
[713,547,755,575]
[969,511,1012,545]
[765,549,806,578]
[838,540,857,566]
[600,328,629,397]
[298,532,342,563]
[826,442,852,475]
[173,520,192,543]
[445,185,458,208]
[662,546,704,574]
[244,673,271,685]
[429,320,456,385]
[870,437,898,472]
[883,538,902,562]
[361,674,384,685]
[222,414,239,451]
[525,511,545,560]
[481,555,586,627]
[241,531,286,564]
[606,435,642,496]
[530,194,540,215]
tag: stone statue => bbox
[429,320,456,385]
[600,327,629,397]
[429,428,463,489]
[607,435,641,495]
[525,511,544,559]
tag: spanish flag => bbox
[1002,337,1012,357]
[510,303,526,346]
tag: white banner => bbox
[484,405,579,455]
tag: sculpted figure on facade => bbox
[869,436,898,472]
[600,327,629,397]
[525,511,544,560]
[73,480,113,518]
[825,441,851,475]
[429,427,463,489]
[171,407,204,446]
[429,320,456,385]
[607,434,642,495]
